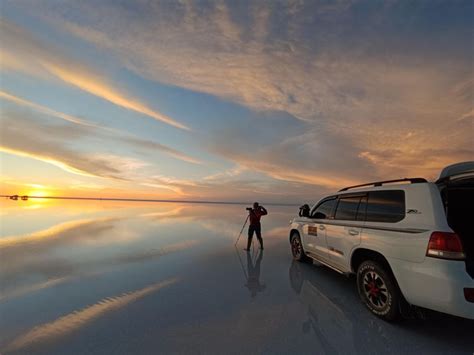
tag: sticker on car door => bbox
[308,226,318,236]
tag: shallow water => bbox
[0,200,473,354]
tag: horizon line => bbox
[0,195,301,207]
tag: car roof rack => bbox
[339,178,427,192]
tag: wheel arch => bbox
[350,248,410,300]
[351,248,414,318]
[289,228,300,242]
[351,248,394,277]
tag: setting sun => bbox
[25,185,50,198]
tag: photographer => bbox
[244,202,268,251]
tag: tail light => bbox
[426,231,465,260]
[464,288,474,303]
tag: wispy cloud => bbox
[1,91,201,164]
[0,20,189,130]
[0,91,97,127]
[0,111,146,179]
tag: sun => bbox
[29,189,49,197]
[25,184,51,197]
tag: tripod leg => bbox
[234,215,249,246]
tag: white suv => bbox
[289,162,474,321]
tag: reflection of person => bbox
[244,249,266,298]
[245,202,267,251]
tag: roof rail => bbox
[339,178,427,192]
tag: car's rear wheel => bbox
[357,260,400,321]
[290,232,310,263]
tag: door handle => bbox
[319,225,325,230]
[348,229,359,236]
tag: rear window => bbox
[334,196,363,221]
[364,190,405,223]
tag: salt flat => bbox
[0,200,472,354]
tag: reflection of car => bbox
[289,162,474,321]
[289,261,394,353]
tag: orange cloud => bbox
[0,146,98,178]
[0,20,189,131]
[41,62,190,131]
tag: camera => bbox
[246,207,253,211]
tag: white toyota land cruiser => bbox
[289,162,474,321]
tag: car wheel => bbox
[357,260,400,321]
[290,232,310,263]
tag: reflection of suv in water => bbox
[289,162,474,321]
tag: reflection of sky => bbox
[1,200,473,353]
[0,201,294,346]
[1,1,472,203]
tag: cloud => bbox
[0,91,97,127]
[36,0,472,185]
[0,111,146,179]
[122,136,201,164]
[2,1,472,201]
[0,19,189,130]
[1,91,201,164]
[5,278,178,352]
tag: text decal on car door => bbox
[308,226,318,236]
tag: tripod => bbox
[234,215,249,246]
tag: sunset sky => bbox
[1,0,473,203]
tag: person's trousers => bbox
[247,223,263,249]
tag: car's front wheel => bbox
[357,260,400,321]
[290,232,310,263]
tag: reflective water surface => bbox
[1,200,473,354]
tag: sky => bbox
[0,0,473,203]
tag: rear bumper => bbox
[388,256,474,319]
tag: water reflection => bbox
[288,260,474,354]
[244,250,266,298]
[3,200,471,354]
[4,278,178,352]
[288,260,395,354]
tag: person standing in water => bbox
[245,202,267,251]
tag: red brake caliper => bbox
[369,281,379,297]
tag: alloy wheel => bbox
[363,271,389,309]
[291,236,302,258]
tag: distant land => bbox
[0,195,300,207]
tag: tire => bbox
[356,260,400,321]
[290,232,310,263]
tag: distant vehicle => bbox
[9,195,19,200]
[21,195,28,200]
[289,162,474,321]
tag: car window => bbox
[311,198,336,219]
[365,190,405,223]
[334,196,362,221]
[356,195,368,221]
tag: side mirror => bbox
[312,212,326,219]
[298,204,311,217]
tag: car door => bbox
[302,197,336,263]
[324,194,365,272]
